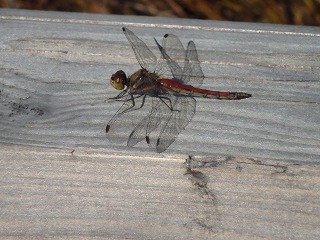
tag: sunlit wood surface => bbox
[0,9,319,239]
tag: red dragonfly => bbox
[106,27,251,153]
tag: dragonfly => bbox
[106,27,251,153]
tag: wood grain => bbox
[1,144,320,239]
[0,9,320,239]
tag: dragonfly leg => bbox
[113,93,144,103]
[105,89,129,103]
[158,96,180,112]
[120,94,149,115]
[109,89,129,100]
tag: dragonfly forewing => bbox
[106,93,152,144]
[123,27,158,72]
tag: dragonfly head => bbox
[110,70,127,90]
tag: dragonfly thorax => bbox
[128,69,162,95]
[110,70,128,90]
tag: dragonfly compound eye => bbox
[110,70,127,90]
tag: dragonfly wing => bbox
[122,27,157,71]
[126,113,149,147]
[157,95,196,153]
[156,34,204,87]
[154,35,184,82]
[106,93,151,145]
[146,94,196,153]
[127,96,164,147]
[183,40,204,87]
[162,34,185,80]
[135,95,172,151]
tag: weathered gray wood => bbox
[0,9,320,239]
[1,144,320,239]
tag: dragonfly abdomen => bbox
[160,79,251,100]
[191,88,252,100]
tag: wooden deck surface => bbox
[0,9,320,239]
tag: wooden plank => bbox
[1,144,320,239]
[0,9,319,161]
[0,9,320,239]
